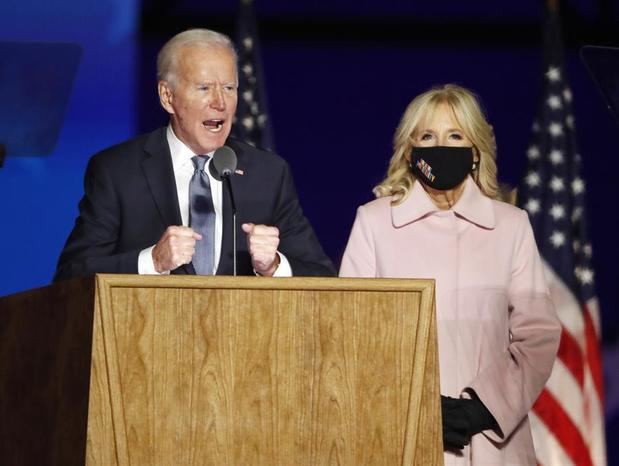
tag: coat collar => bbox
[392,176,495,229]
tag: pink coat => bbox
[340,177,561,465]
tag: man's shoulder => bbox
[89,128,166,167]
[225,138,286,170]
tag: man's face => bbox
[159,44,238,155]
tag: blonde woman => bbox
[340,84,561,465]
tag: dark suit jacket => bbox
[54,128,335,280]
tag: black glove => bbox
[440,393,497,451]
[441,396,469,451]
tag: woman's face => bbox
[412,103,473,148]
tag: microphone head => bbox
[212,145,238,179]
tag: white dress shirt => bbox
[138,126,291,276]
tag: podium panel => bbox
[0,275,441,466]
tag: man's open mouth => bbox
[203,119,224,133]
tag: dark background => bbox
[1,0,618,462]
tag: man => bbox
[54,29,334,280]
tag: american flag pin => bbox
[235,169,244,176]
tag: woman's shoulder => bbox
[356,196,394,215]
[490,198,530,227]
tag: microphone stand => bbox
[212,146,239,276]
[222,174,237,276]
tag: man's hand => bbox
[152,226,202,273]
[242,223,280,276]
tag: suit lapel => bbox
[141,128,183,227]
[141,128,195,275]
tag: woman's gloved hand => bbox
[441,393,497,451]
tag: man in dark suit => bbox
[54,28,334,280]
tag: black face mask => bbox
[410,146,476,191]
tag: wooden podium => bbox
[0,275,441,465]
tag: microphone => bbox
[212,146,237,178]
[212,146,239,276]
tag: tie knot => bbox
[192,155,208,172]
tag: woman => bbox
[339,84,561,465]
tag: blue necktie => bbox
[189,156,216,275]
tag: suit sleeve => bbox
[339,206,376,278]
[466,210,561,442]
[53,155,141,281]
[271,161,335,277]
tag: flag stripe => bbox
[583,305,604,402]
[557,327,584,387]
[543,262,585,351]
[533,389,594,466]
[530,410,576,466]
[517,9,606,465]
[587,297,602,337]
[582,373,607,466]
[544,357,586,435]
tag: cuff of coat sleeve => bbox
[462,386,505,443]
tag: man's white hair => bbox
[157,28,238,85]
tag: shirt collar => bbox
[392,176,495,229]
[166,125,214,171]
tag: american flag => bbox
[517,10,607,466]
[231,0,274,150]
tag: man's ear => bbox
[158,81,174,114]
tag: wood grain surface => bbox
[87,275,441,466]
[0,275,441,466]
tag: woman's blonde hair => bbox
[374,84,500,203]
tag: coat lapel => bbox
[141,128,182,226]
[141,128,195,275]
